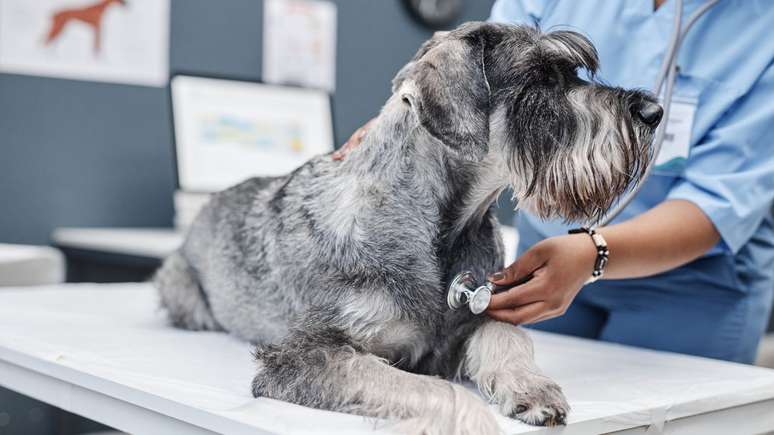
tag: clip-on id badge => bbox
[653,95,697,176]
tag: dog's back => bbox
[156,175,292,342]
[156,144,456,348]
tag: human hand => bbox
[332,117,376,160]
[486,233,598,325]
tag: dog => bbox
[45,0,127,54]
[154,22,661,434]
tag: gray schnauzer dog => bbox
[155,22,661,434]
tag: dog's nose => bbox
[636,101,663,127]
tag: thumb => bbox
[489,246,545,285]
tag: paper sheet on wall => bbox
[262,0,337,92]
[0,0,169,87]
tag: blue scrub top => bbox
[490,0,774,330]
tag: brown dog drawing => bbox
[45,0,127,54]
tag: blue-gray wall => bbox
[0,0,496,245]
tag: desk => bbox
[0,284,773,435]
[51,228,183,259]
[51,228,183,282]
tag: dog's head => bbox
[392,22,661,223]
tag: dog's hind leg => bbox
[463,320,569,426]
[154,252,221,332]
[252,326,500,435]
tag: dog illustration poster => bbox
[171,76,334,192]
[263,0,337,92]
[0,0,169,87]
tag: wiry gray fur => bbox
[155,22,659,434]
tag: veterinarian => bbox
[335,0,774,364]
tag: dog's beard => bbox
[507,87,653,224]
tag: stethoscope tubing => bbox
[596,0,720,227]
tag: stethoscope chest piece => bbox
[447,271,493,315]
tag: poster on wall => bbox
[262,0,337,92]
[0,0,169,87]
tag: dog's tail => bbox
[154,252,222,332]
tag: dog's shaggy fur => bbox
[155,22,660,434]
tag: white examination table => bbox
[0,284,773,435]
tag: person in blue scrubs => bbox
[485,0,774,364]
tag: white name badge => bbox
[654,95,697,174]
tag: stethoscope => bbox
[448,271,533,314]
[448,0,720,314]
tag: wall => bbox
[0,0,496,245]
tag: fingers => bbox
[487,301,551,325]
[332,138,356,160]
[489,247,546,286]
[485,237,581,326]
[487,280,543,310]
[332,118,376,161]
[332,128,362,160]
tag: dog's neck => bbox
[448,153,509,237]
[336,97,507,244]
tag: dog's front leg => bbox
[463,320,569,426]
[252,325,500,435]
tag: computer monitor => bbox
[171,75,334,192]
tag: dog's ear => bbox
[391,31,449,93]
[392,23,505,161]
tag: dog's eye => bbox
[556,73,567,88]
[542,73,564,89]
[402,96,412,106]
[551,65,567,88]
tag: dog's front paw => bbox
[489,374,569,427]
[251,345,283,399]
[397,383,501,435]
[251,359,271,398]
